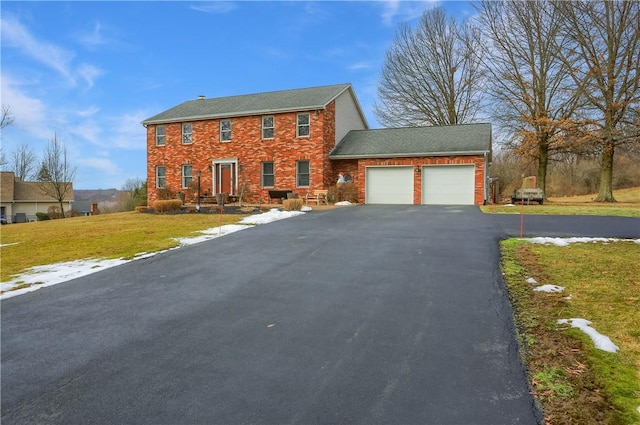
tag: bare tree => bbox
[10,144,38,180]
[0,105,14,129]
[0,105,15,169]
[477,0,582,195]
[37,135,77,218]
[375,7,485,127]
[120,178,147,211]
[555,0,640,202]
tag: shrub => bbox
[283,199,303,211]
[157,187,176,200]
[36,212,50,221]
[135,206,152,213]
[47,206,63,219]
[342,182,358,203]
[153,199,183,213]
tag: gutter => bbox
[329,150,491,160]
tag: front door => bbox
[213,160,238,196]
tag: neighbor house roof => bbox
[329,123,492,159]
[13,181,74,202]
[142,83,355,125]
[0,172,15,201]
[0,171,74,203]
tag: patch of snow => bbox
[301,206,312,212]
[173,224,250,246]
[526,277,538,285]
[0,242,21,248]
[240,208,304,225]
[533,284,564,293]
[557,318,619,353]
[1,208,306,299]
[335,201,353,206]
[563,294,573,300]
[504,203,516,207]
[634,239,640,245]
[528,237,621,246]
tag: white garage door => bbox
[422,165,475,205]
[366,167,414,204]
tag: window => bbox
[182,165,193,188]
[296,160,310,187]
[156,166,166,189]
[262,162,274,187]
[182,123,192,144]
[220,119,231,141]
[155,125,165,146]
[297,113,310,137]
[262,116,274,139]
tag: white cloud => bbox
[348,62,373,71]
[109,111,150,150]
[78,157,121,175]
[1,14,103,89]
[190,2,236,14]
[1,14,75,83]
[0,74,51,139]
[77,105,100,118]
[379,0,436,26]
[77,63,104,90]
[77,21,107,49]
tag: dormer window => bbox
[182,123,192,144]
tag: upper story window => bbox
[182,123,193,144]
[262,116,274,139]
[220,119,231,141]
[297,113,310,137]
[156,166,166,189]
[182,165,193,188]
[296,160,310,187]
[155,125,165,146]
[262,162,274,188]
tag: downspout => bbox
[483,152,489,205]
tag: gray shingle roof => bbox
[329,123,492,158]
[143,83,353,124]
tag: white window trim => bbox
[262,116,274,140]
[220,119,232,142]
[182,164,193,188]
[182,123,193,144]
[296,160,310,188]
[155,166,166,189]
[262,161,275,188]
[155,125,165,146]
[296,113,310,138]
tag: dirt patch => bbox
[509,245,624,424]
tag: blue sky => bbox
[1,1,477,189]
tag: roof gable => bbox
[330,123,492,159]
[143,83,354,124]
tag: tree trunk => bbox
[594,140,616,202]
[537,135,549,197]
[59,200,67,218]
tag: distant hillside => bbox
[74,189,122,203]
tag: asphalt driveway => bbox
[2,206,638,424]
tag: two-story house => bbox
[143,83,491,206]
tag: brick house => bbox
[143,83,491,206]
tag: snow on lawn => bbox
[526,277,538,285]
[527,237,629,246]
[0,209,305,300]
[533,284,564,293]
[557,318,619,353]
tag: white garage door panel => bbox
[422,165,475,205]
[366,167,414,204]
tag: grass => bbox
[0,211,247,282]
[501,239,640,424]
[481,186,640,217]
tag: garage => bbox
[422,165,475,205]
[366,166,414,204]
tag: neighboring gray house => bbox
[0,172,74,223]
